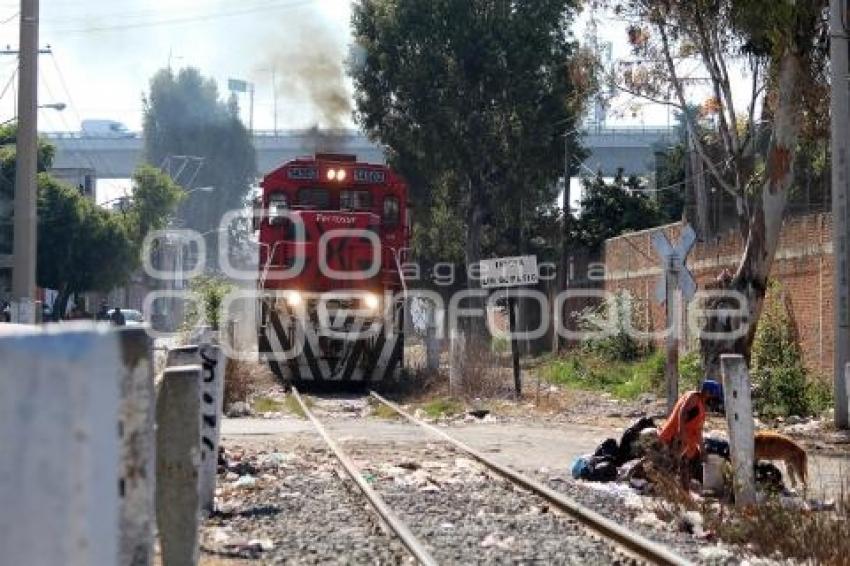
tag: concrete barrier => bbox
[166,343,225,513]
[0,324,121,566]
[156,365,202,566]
[117,327,156,566]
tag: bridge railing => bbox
[43,125,678,142]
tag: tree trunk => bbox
[464,176,488,343]
[700,53,802,378]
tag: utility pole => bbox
[830,0,850,429]
[11,0,39,323]
[249,83,255,135]
[271,68,278,135]
[554,132,571,354]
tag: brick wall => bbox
[603,213,833,377]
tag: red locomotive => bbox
[255,153,410,383]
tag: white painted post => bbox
[117,328,156,566]
[449,328,465,394]
[721,354,756,506]
[166,345,201,368]
[165,344,225,514]
[425,304,440,372]
[0,324,121,566]
[198,344,225,513]
[156,365,202,566]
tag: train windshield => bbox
[297,188,331,209]
[340,190,372,211]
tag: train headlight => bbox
[363,292,380,311]
[327,169,337,181]
[337,169,347,181]
[285,291,302,308]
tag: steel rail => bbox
[370,391,693,566]
[291,388,438,566]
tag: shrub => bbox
[224,358,262,408]
[184,275,233,331]
[574,291,649,362]
[541,350,665,400]
[678,351,703,391]
[750,281,826,417]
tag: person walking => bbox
[110,307,126,327]
[96,301,110,321]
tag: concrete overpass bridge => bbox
[45,125,677,180]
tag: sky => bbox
[0,1,751,204]
[0,0,699,134]
[0,0,355,132]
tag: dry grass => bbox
[224,359,273,408]
[647,459,850,565]
[453,344,516,399]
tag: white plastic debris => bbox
[233,475,257,488]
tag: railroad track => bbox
[291,388,692,566]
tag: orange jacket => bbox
[659,391,706,459]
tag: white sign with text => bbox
[480,255,539,289]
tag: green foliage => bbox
[421,397,464,418]
[751,281,830,417]
[574,291,649,362]
[350,0,583,266]
[185,275,233,330]
[542,349,703,400]
[143,67,256,268]
[0,123,180,312]
[573,173,663,251]
[124,165,184,241]
[37,176,137,317]
[252,396,285,414]
[541,350,665,400]
[491,335,510,355]
[678,351,703,391]
[0,123,60,256]
[412,176,466,265]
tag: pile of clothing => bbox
[571,417,658,483]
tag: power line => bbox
[46,52,117,179]
[48,0,316,34]
[0,67,16,101]
[37,67,100,175]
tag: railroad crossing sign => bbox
[651,225,698,413]
[478,254,539,399]
[652,225,697,304]
[479,255,539,289]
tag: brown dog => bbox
[754,431,808,487]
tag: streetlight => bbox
[185,186,216,196]
[553,121,581,354]
[228,78,254,133]
[0,102,66,127]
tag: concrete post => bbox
[449,328,465,394]
[0,325,121,566]
[831,0,850,429]
[156,365,202,566]
[117,328,156,566]
[198,344,225,513]
[165,344,225,513]
[425,304,440,372]
[720,354,755,507]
